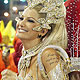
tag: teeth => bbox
[18,29,26,32]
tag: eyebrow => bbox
[20,15,38,23]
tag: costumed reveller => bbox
[0,20,18,80]
[1,0,70,80]
[64,0,80,80]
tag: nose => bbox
[20,20,25,27]
[17,20,25,28]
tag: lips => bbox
[18,27,28,33]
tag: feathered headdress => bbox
[2,20,12,45]
[1,20,16,53]
[2,20,15,44]
[0,20,4,33]
[0,20,4,43]
[0,20,16,45]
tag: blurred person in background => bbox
[0,20,18,80]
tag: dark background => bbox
[0,0,10,26]
[0,0,67,28]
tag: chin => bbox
[16,33,23,39]
[16,33,28,40]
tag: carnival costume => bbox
[0,20,18,80]
[65,0,80,71]
[14,0,70,80]
[13,37,22,67]
[65,0,80,80]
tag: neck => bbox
[21,38,41,50]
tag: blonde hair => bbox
[33,3,67,49]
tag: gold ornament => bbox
[16,0,64,31]
[18,42,43,71]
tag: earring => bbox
[37,34,42,38]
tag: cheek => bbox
[26,23,37,30]
[27,30,39,39]
[29,31,38,37]
[29,32,38,39]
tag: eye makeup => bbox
[27,19,35,23]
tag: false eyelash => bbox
[27,20,35,23]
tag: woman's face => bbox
[16,8,41,40]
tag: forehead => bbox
[22,8,39,20]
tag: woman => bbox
[1,0,70,80]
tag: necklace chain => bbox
[19,42,43,70]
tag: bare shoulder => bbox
[41,48,60,73]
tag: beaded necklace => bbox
[18,42,43,73]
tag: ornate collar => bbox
[22,42,43,56]
[20,42,43,68]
